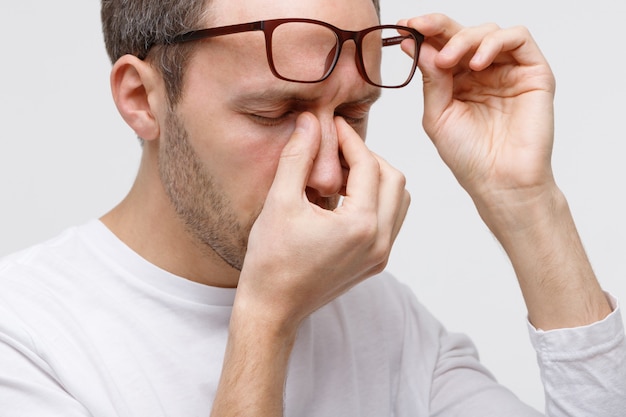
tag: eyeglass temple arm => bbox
[170,21,265,44]
[382,34,413,47]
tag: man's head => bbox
[104,0,388,282]
[101,0,380,105]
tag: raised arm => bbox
[402,13,625,417]
[402,13,611,330]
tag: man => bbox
[0,0,624,416]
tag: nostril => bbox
[305,187,341,210]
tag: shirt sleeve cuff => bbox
[527,293,624,361]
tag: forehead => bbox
[206,0,379,29]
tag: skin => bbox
[400,14,610,329]
[102,0,612,414]
[104,0,387,288]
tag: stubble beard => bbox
[158,108,257,272]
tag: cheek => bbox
[227,124,296,213]
[176,74,298,221]
[188,114,297,218]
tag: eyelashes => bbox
[248,111,367,128]
[338,114,367,126]
[248,112,295,127]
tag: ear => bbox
[110,55,164,141]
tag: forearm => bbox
[475,183,612,330]
[210,298,298,417]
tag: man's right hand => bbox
[238,111,410,332]
[209,112,410,417]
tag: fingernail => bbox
[296,113,313,133]
[470,52,483,66]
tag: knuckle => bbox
[457,22,499,42]
[482,22,501,32]
[428,13,448,26]
[389,169,407,189]
[280,141,313,163]
[367,153,382,172]
[404,190,412,206]
[371,259,388,276]
[370,242,391,274]
[354,214,379,242]
[511,25,531,37]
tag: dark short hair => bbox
[101,0,381,105]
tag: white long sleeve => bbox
[528,295,626,417]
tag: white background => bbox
[1,1,625,412]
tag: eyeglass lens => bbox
[269,21,417,88]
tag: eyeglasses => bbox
[166,18,424,89]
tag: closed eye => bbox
[248,111,296,127]
[335,112,368,127]
[334,103,372,127]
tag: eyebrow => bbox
[233,87,382,111]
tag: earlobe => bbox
[110,55,163,141]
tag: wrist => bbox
[471,181,564,243]
[231,285,302,343]
[473,183,611,329]
[210,295,299,417]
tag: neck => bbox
[100,146,241,288]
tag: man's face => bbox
[158,0,381,271]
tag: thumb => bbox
[418,42,454,132]
[267,112,321,203]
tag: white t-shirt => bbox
[0,220,624,416]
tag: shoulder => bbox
[0,221,96,276]
[0,220,110,286]
[0,221,105,338]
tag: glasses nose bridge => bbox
[334,28,361,59]
[329,28,365,78]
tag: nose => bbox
[306,116,344,198]
[305,44,365,201]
